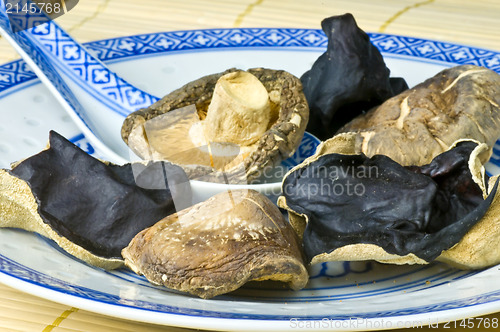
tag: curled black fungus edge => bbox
[9,131,190,260]
[281,143,498,263]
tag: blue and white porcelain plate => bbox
[0,28,500,331]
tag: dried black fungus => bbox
[280,141,498,263]
[300,13,408,140]
[9,131,191,260]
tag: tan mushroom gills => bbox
[142,71,272,171]
[203,71,272,146]
[142,106,242,171]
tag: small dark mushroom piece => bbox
[338,65,500,166]
[0,131,191,269]
[122,189,308,299]
[278,133,499,268]
[300,13,408,140]
[121,68,309,184]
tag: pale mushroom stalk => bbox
[141,71,272,172]
[203,71,272,146]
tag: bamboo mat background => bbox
[1,0,500,331]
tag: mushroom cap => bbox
[122,189,308,299]
[338,65,500,166]
[121,68,309,184]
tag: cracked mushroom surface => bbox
[122,189,308,299]
[121,68,309,184]
[338,65,500,166]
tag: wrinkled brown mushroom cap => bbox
[338,65,500,166]
[121,68,309,184]
[122,189,308,299]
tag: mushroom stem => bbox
[203,71,272,146]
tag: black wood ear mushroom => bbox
[279,134,500,269]
[0,131,191,269]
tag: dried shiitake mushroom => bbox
[278,133,499,269]
[121,68,309,184]
[0,131,190,269]
[122,189,309,299]
[338,65,500,166]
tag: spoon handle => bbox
[0,0,159,114]
[0,0,161,163]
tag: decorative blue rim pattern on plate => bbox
[2,252,500,321]
[0,28,500,329]
[0,0,158,114]
[2,28,500,93]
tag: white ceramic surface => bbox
[0,29,500,331]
